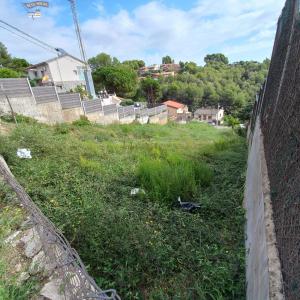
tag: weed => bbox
[0,122,246,299]
[72,115,91,126]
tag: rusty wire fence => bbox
[0,156,120,300]
[249,0,300,299]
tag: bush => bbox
[1,114,37,124]
[120,99,134,106]
[54,123,70,135]
[0,68,20,78]
[72,116,91,126]
[138,154,213,204]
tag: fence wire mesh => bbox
[0,156,120,300]
[250,1,300,299]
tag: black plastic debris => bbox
[177,196,201,213]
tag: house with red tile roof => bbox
[163,100,190,120]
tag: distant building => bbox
[163,100,190,120]
[27,54,86,92]
[152,71,175,79]
[160,63,181,73]
[139,63,181,79]
[194,107,225,124]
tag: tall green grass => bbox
[138,154,213,204]
[0,119,246,299]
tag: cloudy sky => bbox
[0,0,286,65]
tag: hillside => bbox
[0,119,246,299]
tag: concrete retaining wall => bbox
[149,112,168,125]
[36,102,64,124]
[0,78,169,126]
[245,119,284,300]
[0,96,41,120]
[61,107,84,123]
[119,115,136,124]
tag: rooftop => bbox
[163,100,185,109]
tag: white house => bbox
[194,107,225,124]
[27,54,86,92]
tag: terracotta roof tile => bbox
[163,100,185,109]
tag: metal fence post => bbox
[26,78,37,104]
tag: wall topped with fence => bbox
[248,1,300,299]
[32,86,59,104]
[59,93,82,110]
[0,78,32,98]
[0,78,168,125]
[82,99,102,114]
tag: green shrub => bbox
[1,114,37,124]
[120,99,135,106]
[72,116,91,126]
[54,123,70,135]
[138,155,213,204]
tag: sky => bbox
[0,0,286,65]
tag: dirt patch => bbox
[0,120,14,136]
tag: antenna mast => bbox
[68,0,96,98]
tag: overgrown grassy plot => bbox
[0,120,246,299]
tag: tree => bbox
[92,65,138,98]
[0,42,11,67]
[140,77,161,105]
[182,62,198,74]
[162,56,174,64]
[112,57,120,65]
[88,53,119,70]
[204,53,229,65]
[0,68,20,78]
[7,58,29,73]
[225,115,240,128]
[123,60,145,70]
[0,42,29,74]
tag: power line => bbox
[0,23,57,55]
[0,19,57,53]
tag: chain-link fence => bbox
[0,156,120,300]
[250,1,300,299]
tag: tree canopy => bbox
[0,42,29,74]
[123,60,145,70]
[204,53,229,65]
[92,65,138,98]
[89,52,269,120]
[0,68,20,78]
[162,56,174,64]
[140,77,161,105]
[88,53,120,70]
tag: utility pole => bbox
[68,0,96,98]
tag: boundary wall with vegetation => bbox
[247,0,300,299]
[0,155,121,300]
[0,78,167,125]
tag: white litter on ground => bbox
[17,149,32,159]
[130,188,146,196]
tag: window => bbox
[34,71,38,77]
[208,115,212,120]
[203,115,207,120]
